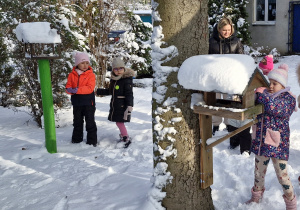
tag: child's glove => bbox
[123,106,133,120]
[67,87,78,94]
[255,87,265,93]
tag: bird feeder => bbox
[178,54,269,189]
[16,22,62,154]
[23,42,61,60]
[16,22,61,60]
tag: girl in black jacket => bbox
[97,57,135,147]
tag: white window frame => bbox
[252,0,276,25]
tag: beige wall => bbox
[246,1,296,55]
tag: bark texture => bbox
[153,0,214,209]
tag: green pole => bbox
[38,59,57,153]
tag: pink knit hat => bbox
[259,55,274,75]
[74,52,90,66]
[267,63,289,87]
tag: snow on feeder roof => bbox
[15,22,61,44]
[178,54,257,95]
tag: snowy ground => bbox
[0,56,299,210]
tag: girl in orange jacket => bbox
[65,52,97,146]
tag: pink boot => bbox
[246,187,264,204]
[283,195,297,210]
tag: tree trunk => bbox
[153,0,214,209]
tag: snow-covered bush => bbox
[0,0,87,127]
[0,35,20,107]
[109,11,153,78]
[244,44,281,64]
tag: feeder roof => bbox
[178,54,258,95]
[15,22,61,44]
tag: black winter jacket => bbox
[209,26,244,54]
[97,68,135,122]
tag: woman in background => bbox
[209,16,251,155]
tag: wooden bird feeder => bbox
[16,22,61,60]
[178,54,270,189]
[195,69,269,189]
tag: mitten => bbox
[255,87,265,93]
[123,106,133,120]
[67,87,78,94]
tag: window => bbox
[254,0,276,24]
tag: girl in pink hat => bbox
[246,64,297,209]
[65,52,97,147]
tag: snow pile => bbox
[178,54,257,94]
[15,22,61,43]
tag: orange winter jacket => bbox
[66,66,96,106]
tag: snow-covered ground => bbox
[0,56,299,210]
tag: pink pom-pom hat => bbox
[259,55,274,75]
[267,63,289,87]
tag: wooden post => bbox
[196,92,263,189]
[199,114,213,189]
[199,92,214,189]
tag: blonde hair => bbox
[217,16,235,37]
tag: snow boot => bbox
[117,135,131,148]
[122,136,131,148]
[283,195,297,210]
[246,187,264,204]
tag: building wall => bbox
[246,1,294,55]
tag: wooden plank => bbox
[29,56,61,60]
[206,119,258,150]
[247,71,269,91]
[243,104,263,119]
[242,90,255,108]
[194,104,263,121]
[199,114,213,189]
